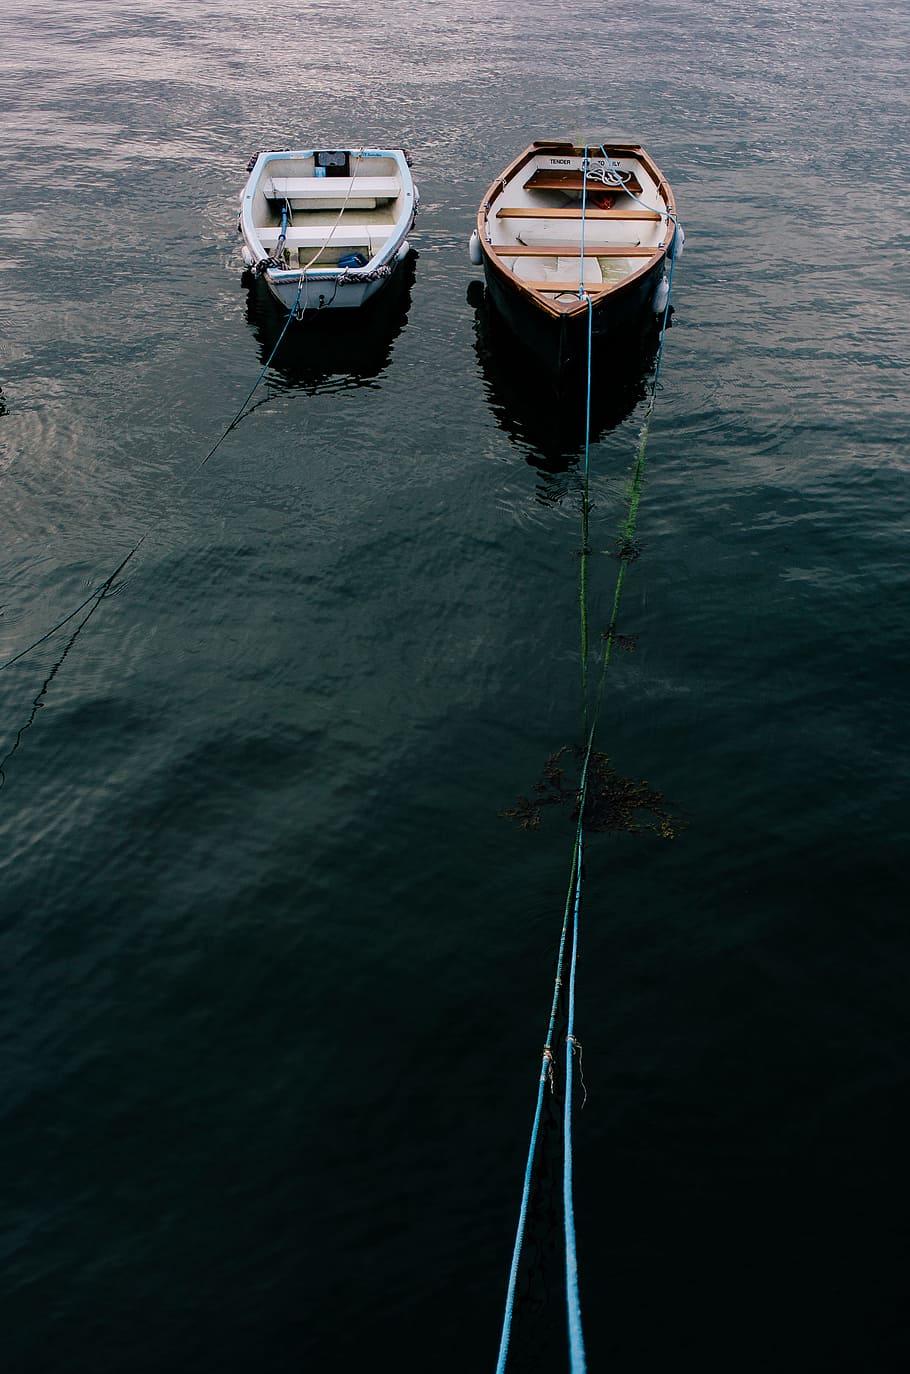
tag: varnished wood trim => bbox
[491,244,659,257]
[496,206,661,221]
[524,169,644,196]
[519,281,640,294]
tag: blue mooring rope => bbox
[494,149,682,1373]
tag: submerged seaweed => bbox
[501,746,680,838]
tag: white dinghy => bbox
[239,147,418,314]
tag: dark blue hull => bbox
[481,250,668,372]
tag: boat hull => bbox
[481,249,669,371]
[243,251,416,386]
[468,277,661,464]
[260,244,411,313]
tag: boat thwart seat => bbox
[496,207,661,221]
[256,224,393,251]
[492,243,658,257]
[523,168,644,196]
[265,176,400,209]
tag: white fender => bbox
[468,230,482,266]
[653,276,670,314]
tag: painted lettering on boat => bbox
[543,157,609,169]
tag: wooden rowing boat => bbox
[471,139,681,369]
[238,147,418,314]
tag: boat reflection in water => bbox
[242,251,416,393]
[468,278,664,473]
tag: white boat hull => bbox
[262,241,412,312]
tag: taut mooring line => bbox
[494,145,682,1372]
[0,570,116,787]
[0,277,306,777]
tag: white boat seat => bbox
[256,225,392,250]
[265,176,400,203]
[515,225,653,250]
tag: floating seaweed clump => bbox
[616,535,643,562]
[601,627,638,652]
[501,746,680,838]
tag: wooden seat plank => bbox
[524,169,643,196]
[492,243,660,258]
[496,206,661,221]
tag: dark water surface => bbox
[2,3,908,1371]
